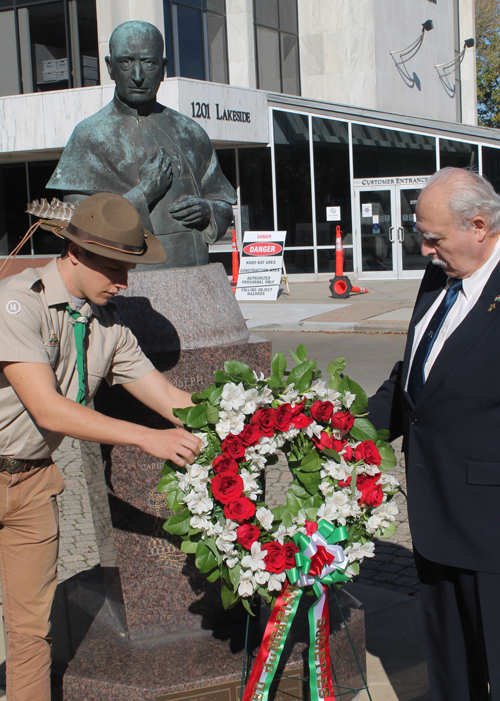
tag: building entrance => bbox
[354,178,430,279]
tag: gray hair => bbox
[419,167,500,234]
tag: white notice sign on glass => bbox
[326,206,341,221]
[362,203,373,218]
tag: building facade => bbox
[1,0,497,280]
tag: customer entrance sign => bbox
[235,231,287,301]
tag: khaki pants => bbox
[0,463,64,701]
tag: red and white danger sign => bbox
[236,231,287,301]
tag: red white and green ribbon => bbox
[242,520,349,701]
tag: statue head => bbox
[105,21,167,108]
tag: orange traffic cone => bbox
[329,225,369,298]
[230,228,239,292]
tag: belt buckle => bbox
[6,459,24,474]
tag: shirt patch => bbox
[44,333,59,347]
[6,300,21,315]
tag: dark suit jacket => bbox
[368,259,500,574]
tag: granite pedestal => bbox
[54,264,366,699]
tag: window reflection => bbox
[482,146,500,193]
[439,139,478,170]
[239,147,273,233]
[254,0,300,95]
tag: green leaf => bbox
[300,449,322,472]
[165,488,184,512]
[349,561,360,575]
[180,539,198,554]
[272,506,293,527]
[322,448,341,462]
[296,344,308,361]
[195,540,218,573]
[206,404,219,424]
[266,375,284,388]
[204,537,222,565]
[186,403,208,429]
[327,358,346,378]
[160,461,176,476]
[157,472,178,493]
[295,469,321,495]
[242,598,256,616]
[173,406,190,424]
[302,494,323,510]
[207,568,220,582]
[347,379,368,415]
[350,418,378,442]
[376,443,398,471]
[378,521,397,539]
[286,481,309,515]
[289,348,301,364]
[214,370,231,384]
[376,429,390,441]
[304,507,319,521]
[271,351,287,379]
[163,509,191,535]
[210,386,223,405]
[228,563,241,592]
[288,361,316,393]
[221,581,239,609]
[224,360,255,384]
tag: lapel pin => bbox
[488,295,500,312]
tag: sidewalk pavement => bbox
[238,278,421,333]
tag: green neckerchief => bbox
[65,305,89,405]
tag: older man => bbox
[369,167,500,700]
[47,20,236,269]
[0,193,201,700]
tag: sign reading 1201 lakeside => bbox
[235,231,287,301]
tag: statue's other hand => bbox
[138,147,173,204]
[169,196,212,229]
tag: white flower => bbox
[220,382,246,412]
[241,541,267,571]
[244,447,267,471]
[268,572,287,591]
[176,471,191,493]
[184,489,213,514]
[254,569,271,585]
[279,384,300,403]
[281,427,300,441]
[380,473,400,490]
[238,569,256,596]
[343,391,356,409]
[216,536,236,554]
[190,515,211,530]
[242,388,259,414]
[326,390,343,409]
[215,410,246,439]
[273,524,298,544]
[345,542,375,562]
[253,370,265,381]
[319,480,334,496]
[311,379,328,398]
[256,436,278,455]
[302,420,323,439]
[221,519,239,541]
[240,469,262,500]
[193,432,209,449]
[256,507,274,530]
[225,556,239,568]
[257,386,274,405]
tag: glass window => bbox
[164,0,228,83]
[312,117,352,248]
[439,139,478,170]
[238,147,273,233]
[0,10,21,96]
[352,124,436,178]
[254,0,300,95]
[31,160,62,254]
[0,163,30,256]
[75,0,99,87]
[216,149,236,190]
[482,146,500,194]
[274,111,312,247]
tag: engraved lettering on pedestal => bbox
[146,488,186,571]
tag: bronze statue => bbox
[47,21,236,269]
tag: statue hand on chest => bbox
[138,147,173,205]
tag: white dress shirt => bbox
[406,236,500,389]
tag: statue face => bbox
[106,30,166,107]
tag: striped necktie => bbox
[66,305,89,405]
[407,278,463,403]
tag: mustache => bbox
[431,257,447,268]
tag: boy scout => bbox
[0,193,201,700]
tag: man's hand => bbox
[169,195,212,229]
[138,147,173,204]
[139,427,202,466]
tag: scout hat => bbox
[26,193,167,265]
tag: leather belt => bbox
[0,457,50,474]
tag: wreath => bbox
[160,347,399,701]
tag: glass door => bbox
[396,187,428,277]
[358,189,397,277]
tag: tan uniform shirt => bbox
[0,258,154,459]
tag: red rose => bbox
[310,401,334,423]
[356,473,383,507]
[212,455,239,475]
[282,542,300,569]
[292,412,313,429]
[211,473,244,504]
[237,523,261,550]
[275,404,293,432]
[331,411,355,433]
[313,432,343,452]
[291,401,306,416]
[221,433,246,460]
[240,424,262,447]
[251,408,276,437]
[354,440,382,466]
[343,445,354,462]
[224,497,256,523]
[337,476,351,488]
[261,542,287,574]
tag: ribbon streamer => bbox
[242,520,349,701]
